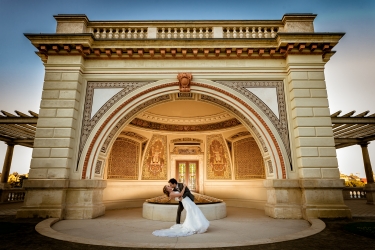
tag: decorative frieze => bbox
[129,117,241,131]
[120,131,147,142]
[229,131,251,140]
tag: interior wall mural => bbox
[108,138,140,180]
[233,137,265,179]
[206,134,232,179]
[141,134,168,180]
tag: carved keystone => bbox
[177,73,192,92]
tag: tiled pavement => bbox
[0,202,23,215]
[344,199,375,217]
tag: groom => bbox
[168,178,195,224]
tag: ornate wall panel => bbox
[141,134,168,180]
[206,134,232,179]
[108,138,139,179]
[79,81,150,159]
[234,137,265,179]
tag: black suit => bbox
[174,183,195,224]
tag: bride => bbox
[152,183,209,237]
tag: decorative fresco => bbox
[206,134,232,179]
[108,138,139,179]
[130,117,241,131]
[141,134,168,180]
[233,137,265,179]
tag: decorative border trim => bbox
[119,131,147,142]
[79,81,150,160]
[229,131,251,140]
[216,81,290,162]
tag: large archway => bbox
[77,78,291,209]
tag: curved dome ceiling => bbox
[130,99,243,131]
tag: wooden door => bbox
[176,160,198,192]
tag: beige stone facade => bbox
[17,13,351,220]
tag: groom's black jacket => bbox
[174,183,194,224]
[175,183,195,201]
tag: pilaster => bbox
[283,54,351,218]
[17,55,85,219]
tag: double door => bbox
[176,161,198,192]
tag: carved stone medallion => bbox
[177,73,192,92]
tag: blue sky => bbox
[0,0,374,177]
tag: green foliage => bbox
[344,180,365,187]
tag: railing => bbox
[223,27,278,38]
[93,27,148,39]
[0,188,26,203]
[157,27,213,39]
[342,187,367,200]
[90,26,280,39]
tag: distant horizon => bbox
[0,0,374,178]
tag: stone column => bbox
[0,143,15,187]
[360,142,375,204]
[284,54,350,218]
[17,55,85,219]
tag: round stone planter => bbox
[142,202,227,221]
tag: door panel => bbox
[176,160,198,192]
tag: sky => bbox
[0,0,374,178]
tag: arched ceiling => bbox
[135,100,235,125]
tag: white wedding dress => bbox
[152,193,209,237]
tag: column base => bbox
[264,204,303,219]
[264,179,303,219]
[365,183,375,205]
[300,179,352,219]
[64,180,107,219]
[16,179,68,219]
[16,179,107,219]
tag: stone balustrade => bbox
[223,27,279,38]
[156,27,213,39]
[0,188,26,203]
[342,187,367,199]
[93,27,148,39]
[90,26,280,39]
